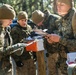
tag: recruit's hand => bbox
[45,34,60,43]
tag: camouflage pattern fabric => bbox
[11,23,32,56]
[47,53,59,75]
[16,59,36,75]
[42,13,61,75]
[0,24,34,75]
[11,23,32,44]
[56,8,76,75]
[44,8,76,75]
[0,26,12,75]
[38,13,61,34]
[10,23,36,75]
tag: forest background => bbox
[0,0,76,19]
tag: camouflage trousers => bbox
[0,58,36,75]
[0,60,11,75]
[16,59,36,75]
[47,53,68,75]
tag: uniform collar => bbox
[62,8,73,19]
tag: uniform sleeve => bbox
[59,12,76,52]
[45,15,61,34]
[59,36,76,52]
[3,43,27,55]
[11,27,20,44]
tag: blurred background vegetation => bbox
[0,0,76,18]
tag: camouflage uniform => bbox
[38,13,60,33]
[0,25,12,75]
[0,4,28,75]
[56,8,76,75]
[45,8,76,75]
[0,26,26,75]
[40,13,61,75]
[11,23,36,75]
[32,11,61,75]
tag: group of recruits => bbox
[0,0,76,75]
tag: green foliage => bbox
[0,0,76,18]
